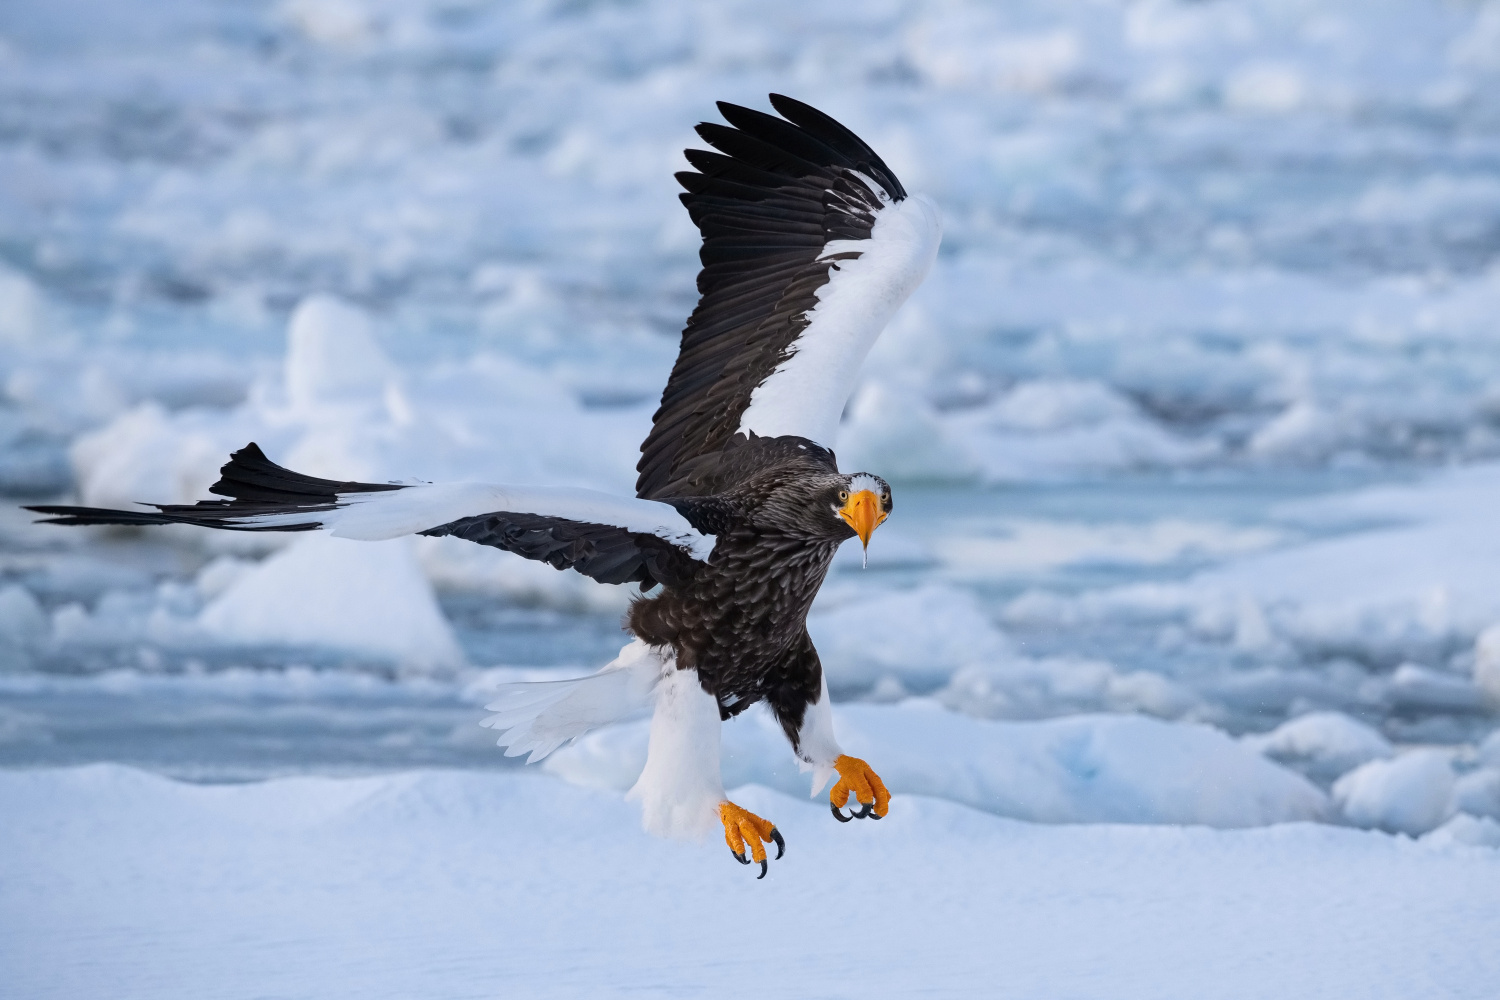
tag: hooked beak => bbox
[837,490,887,561]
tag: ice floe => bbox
[198,534,464,670]
[1333,749,1457,836]
[1241,711,1392,783]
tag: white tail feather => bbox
[481,639,666,763]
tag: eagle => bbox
[28,95,942,878]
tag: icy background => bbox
[2,2,1500,995]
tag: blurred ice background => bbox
[3,0,1500,838]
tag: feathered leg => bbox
[788,668,889,823]
[628,662,783,877]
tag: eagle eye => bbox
[838,490,849,502]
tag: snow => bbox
[547,703,1329,829]
[0,264,48,346]
[0,583,47,672]
[1452,768,1500,822]
[1333,750,1457,836]
[414,533,632,614]
[1424,813,1500,850]
[3,765,1496,1000]
[993,463,1500,734]
[283,294,399,414]
[809,583,1014,689]
[198,534,464,669]
[1242,711,1393,783]
[1474,623,1500,707]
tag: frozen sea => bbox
[3,1,1500,996]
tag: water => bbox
[2,0,1499,782]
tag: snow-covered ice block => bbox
[546,703,1328,828]
[0,263,50,345]
[1226,467,1500,644]
[1333,749,1457,835]
[0,584,47,645]
[1451,768,1500,821]
[1480,730,1500,767]
[284,295,397,413]
[939,656,1197,720]
[1421,813,1500,850]
[1241,711,1392,782]
[0,584,47,672]
[837,379,978,483]
[415,534,632,614]
[198,535,463,669]
[1385,663,1487,714]
[808,583,1012,688]
[1473,622,1500,707]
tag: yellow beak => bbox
[838,489,886,550]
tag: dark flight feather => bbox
[27,444,709,591]
[635,95,907,499]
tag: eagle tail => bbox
[482,639,668,763]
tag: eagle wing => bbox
[636,94,941,499]
[27,443,715,591]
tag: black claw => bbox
[769,827,785,860]
[731,848,750,865]
[831,801,853,823]
[869,808,883,821]
[756,858,768,879]
[851,801,874,819]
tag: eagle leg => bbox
[830,754,889,822]
[719,801,783,879]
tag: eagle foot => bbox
[719,801,784,879]
[830,754,889,822]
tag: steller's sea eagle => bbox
[28,95,941,878]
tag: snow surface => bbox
[2,765,1497,1000]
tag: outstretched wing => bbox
[27,443,715,590]
[636,94,941,499]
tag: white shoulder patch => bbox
[735,193,941,450]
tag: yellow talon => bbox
[830,754,890,821]
[719,801,784,878]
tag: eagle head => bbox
[833,473,892,554]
